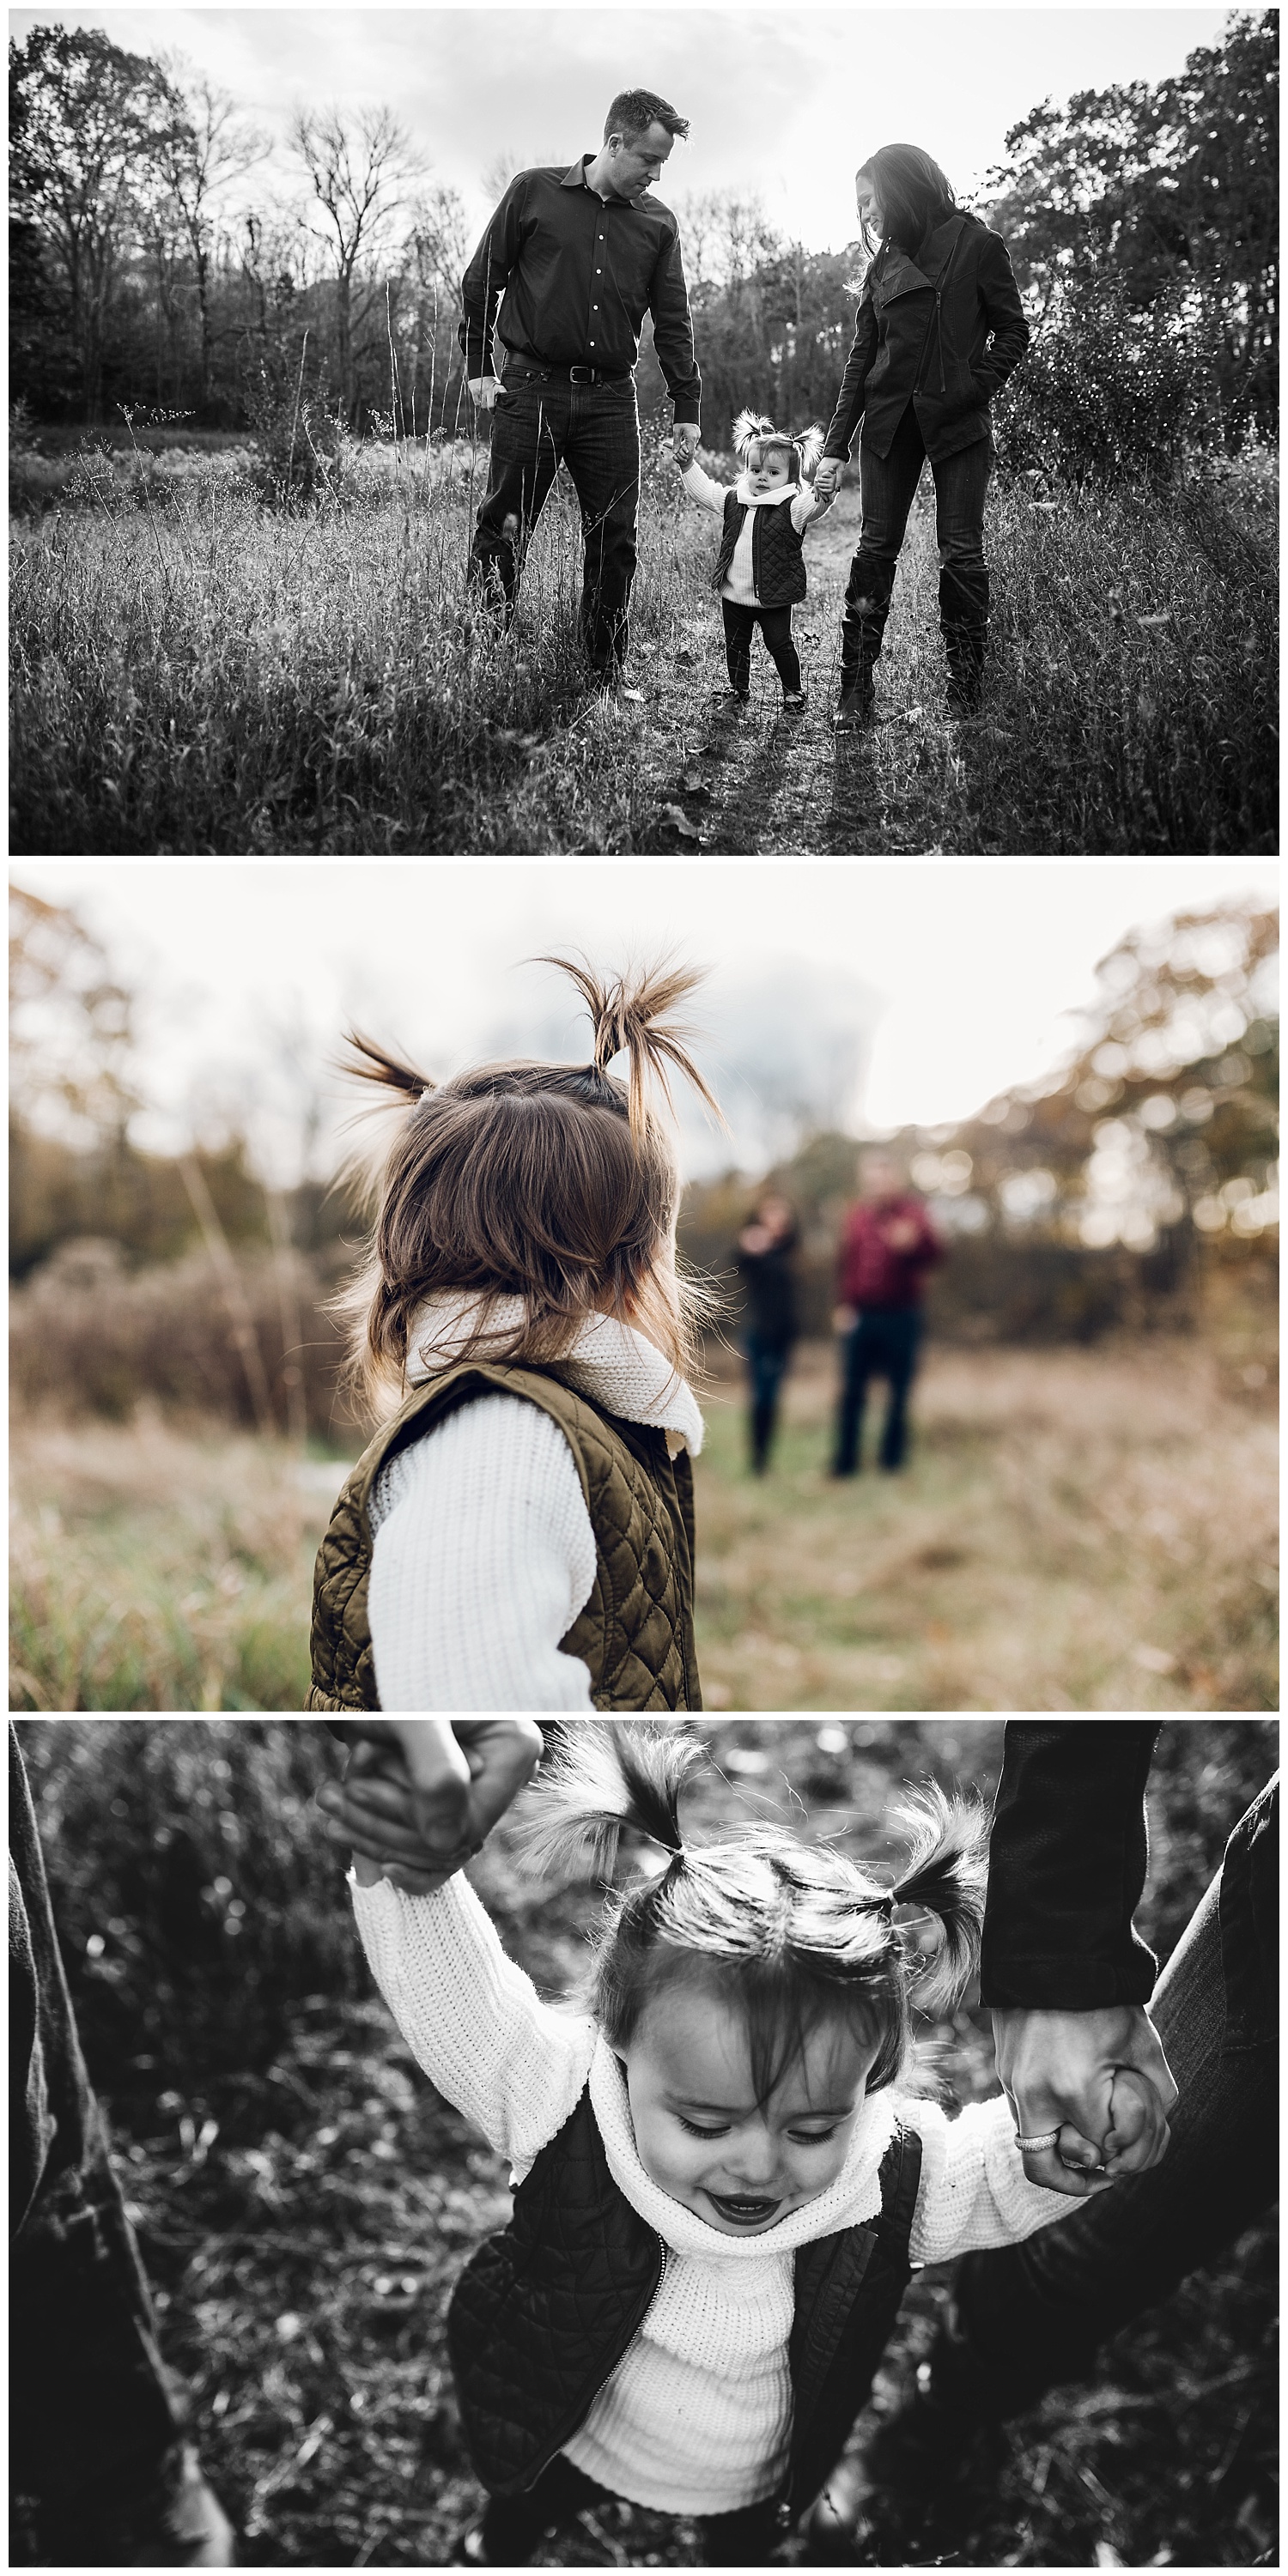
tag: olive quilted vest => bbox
[447,2082,922,2508]
[306,1361,701,1712]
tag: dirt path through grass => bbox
[637,486,1005,858]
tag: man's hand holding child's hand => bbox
[321,1720,544,1894]
[672,422,701,464]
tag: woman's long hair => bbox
[857,143,957,258]
[331,958,724,1416]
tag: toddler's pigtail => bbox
[795,424,825,482]
[339,1030,437,1103]
[518,1720,708,1882]
[541,953,726,1142]
[888,1781,988,2016]
[732,408,775,462]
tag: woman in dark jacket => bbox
[734,1190,800,1474]
[814,145,1030,724]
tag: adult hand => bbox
[672,421,701,464]
[468,375,503,412]
[323,1720,544,1892]
[993,2003,1178,2198]
[813,457,842,500]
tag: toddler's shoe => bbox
[782,691,808,717]
[708,688,750,714]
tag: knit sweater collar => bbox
[735,472,796,509]
[587,2033,898,2256]
[404,1294,705,1457]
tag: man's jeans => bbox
[935,1773,1279,2416]
[841,404,992,687]
[834,1307,925,1473]
[10,1723,185,2531]
[470,368,641,673]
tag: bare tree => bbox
[289,105,422,421]
[155,55,272,405]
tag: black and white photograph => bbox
[9,1718,1278,2567]
[8,6,1278,854]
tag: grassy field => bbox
[8,432,1278,855]
[12,1717,1277,2568]
[9,1338,1277,1711]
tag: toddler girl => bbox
[323,1722,1120,2566]
[307,961,720,1714]
[679,410,829,713]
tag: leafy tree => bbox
[985,10,1278,450]
[9,24,179,418]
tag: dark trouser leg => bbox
[933,435,992,712]
[746,1337,791,1472]
[562,379,641,675]
[479,2457,611,2562]
[722,600,756,696]
[878,1311,923,1470]
[699,2498,783,2564]
[469,379,565,623]
[758,604,803,694]
[833,1322,875,1474]
[9,1724,223,2562]
[936,1779,1278,2421]
[841,405,926,697]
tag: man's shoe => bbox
[834,680,875,731]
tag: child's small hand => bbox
[320,1719,544,1894]
[1101,2064,1172,2176]
[673,423,700,464]
[813,456,842,502]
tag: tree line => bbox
[8,12,1278,454]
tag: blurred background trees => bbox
[9,11,1277,463]
[9,882,1278,1437]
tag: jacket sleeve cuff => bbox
[980,1938,1159,2011]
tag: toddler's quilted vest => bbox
[307,1361,701,1712]
[712,488,809,607]
[447,2083,922,2511]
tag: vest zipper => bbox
[516,2236,666,2492]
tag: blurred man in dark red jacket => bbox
[831,1149,944,1473]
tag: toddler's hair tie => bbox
[872,1893,896,1923]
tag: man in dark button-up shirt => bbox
[459,87,701,688]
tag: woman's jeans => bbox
[10,1724,186,2533]
[841,404,992,697]
[744,1334,794,1471]
[469,367,641,675]
[834,1307,924,1473]
[933,1773,1279,2417]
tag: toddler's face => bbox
[619,1979,876,2234]
[747,446,793,497]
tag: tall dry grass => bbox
[9,432,1278,855]
[10,1340,1276,1712]
[9,431,702,855]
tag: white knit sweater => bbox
[367,1298,704,1711]
[682,461,823,604]
[352,1871,1074,2517]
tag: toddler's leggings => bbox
[722,600,801,696]
[481,2452,781,2565]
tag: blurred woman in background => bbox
[734,1189,801,1474]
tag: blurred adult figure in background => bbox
[734,1190,801,1474]
[10,1721,235,2567]
[831,1149,944,1474]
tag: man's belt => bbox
[506,358,631,386]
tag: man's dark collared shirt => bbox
[459,156,701,421]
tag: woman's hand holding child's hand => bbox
[320,1719,544,1894]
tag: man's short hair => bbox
[605,88,690,145]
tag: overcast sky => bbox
[12,5,1236,252]
[15,859,1278,1185]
